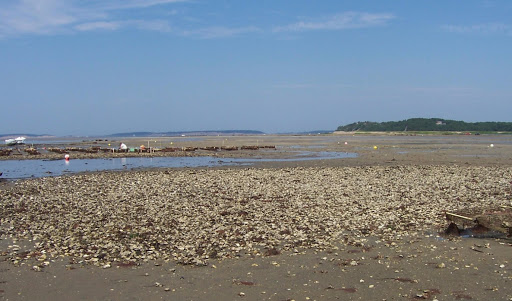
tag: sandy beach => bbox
[1,134,512,300]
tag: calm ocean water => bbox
[0,151,357,179]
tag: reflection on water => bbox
[0,152,357,179]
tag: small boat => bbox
[5,136,26,146]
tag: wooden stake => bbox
[446,212,475,222]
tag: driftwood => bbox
[47,148,68,154]
[182,147,198,152]
[25,148,40,155]
[241,146,259,150]
[200,146,219,151]
[65,147,98,153]
[160,147,179,152]
[221,146,238,151]
[446,212,475,222]
[82,149,98,153]
[65,147,81,152]
[0,149,12,156]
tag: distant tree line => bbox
[336,118,512,132]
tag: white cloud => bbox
[135,20,172,32]
[0,0,76,36]
[75,21,121,31]
[443,23,512,35]
[182,26,260,39]
[82,0,186,11]
[0,3,395,39]
[273,12,395,33]
[0,0,183,37]
[75,19,172,32]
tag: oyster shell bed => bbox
[1,165,511,267]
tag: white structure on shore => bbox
[4,137,26,146]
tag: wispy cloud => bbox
[0,3,395,40]
[85,0,186,11]
[0,0,77,36]
[75,21,121,32]
[443,23,512,36]
[0,0,183,37]
[273,12,395,33]
[182,26,260,39]
[74,20,171,32]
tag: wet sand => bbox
[1,134,512,300]
[2,133,512,167]
[3,236,512,301]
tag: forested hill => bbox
[337,118,512,132]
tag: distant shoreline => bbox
[2,133,512,168]
[4,130,512,142]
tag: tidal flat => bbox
[1,134,512,300]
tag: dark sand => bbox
[1,134,512,300]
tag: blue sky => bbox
[1,0,511,136]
